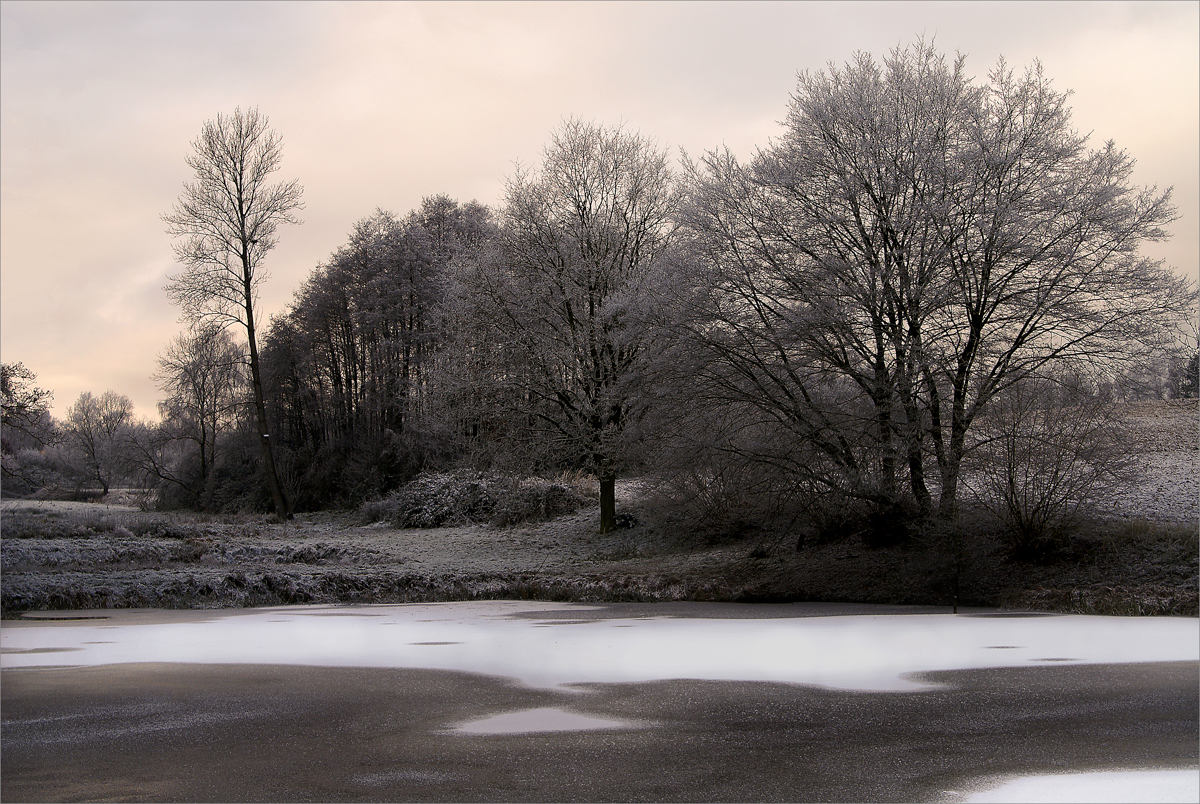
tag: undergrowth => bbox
[356,471,590,528]
[0,506,263,541]
[2,487,1194,617]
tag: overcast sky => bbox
[2,1,1197,421]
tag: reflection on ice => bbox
[1,601,1197,693]
[960,768,1200,803]
[453,707,639,734]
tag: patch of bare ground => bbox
[2,402,1195,617]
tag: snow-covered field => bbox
[1096,450,1198,524]
[1099,400,1198,525]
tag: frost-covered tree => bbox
[1,362,57,491]
[1182,354,1200,399]
[146,323,247,501]
[63,390,134,495]
[473,119,680,530]
[258,198,495,508]
[1,362,54,452]
[678,41,1188,523]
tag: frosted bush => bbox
[360,471,589,528]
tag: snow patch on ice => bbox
[452,707,639,734]
[958,768,1200,803]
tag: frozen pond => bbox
[3,601,1196,802]
[2,600,1196,691]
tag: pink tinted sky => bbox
[2,1,1197,420]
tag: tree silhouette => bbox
[163,107,303,518]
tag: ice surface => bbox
[959,768,1199,803]
[4,602,1196,799]
[2,601,1196,692]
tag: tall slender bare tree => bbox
[163,107,303,518]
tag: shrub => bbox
[490,481,588,526]
[358,471,589,528]
[1091,517,1200,563]
[638,463,775,544]
[966,379,1138,560]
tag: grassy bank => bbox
[2,500,1195,618]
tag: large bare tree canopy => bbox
[163,107,303,518]
[676,41,1191,521]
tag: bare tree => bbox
[1,362,54,451]
[163,107,303,518]
[256,199,493,509]
[921,57,1184,519]
[149,323,247,502]
[675,43,979,517]
[63,390,134,496]
[677,41,1189,525]
[474,118,679,530]
[1180,353,1200,399]
[966,378,1137,558]
[1165,289,1199,399]
[2,362,57,491]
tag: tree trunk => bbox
[244,280,291,520]
[907,441,932,516]
[937,408,967,521]
[250,359,289,519]
[599,475,616,533]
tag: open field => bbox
[2,401,1195,618]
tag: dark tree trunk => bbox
[599,475,616,533]
[244,271,291,520]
